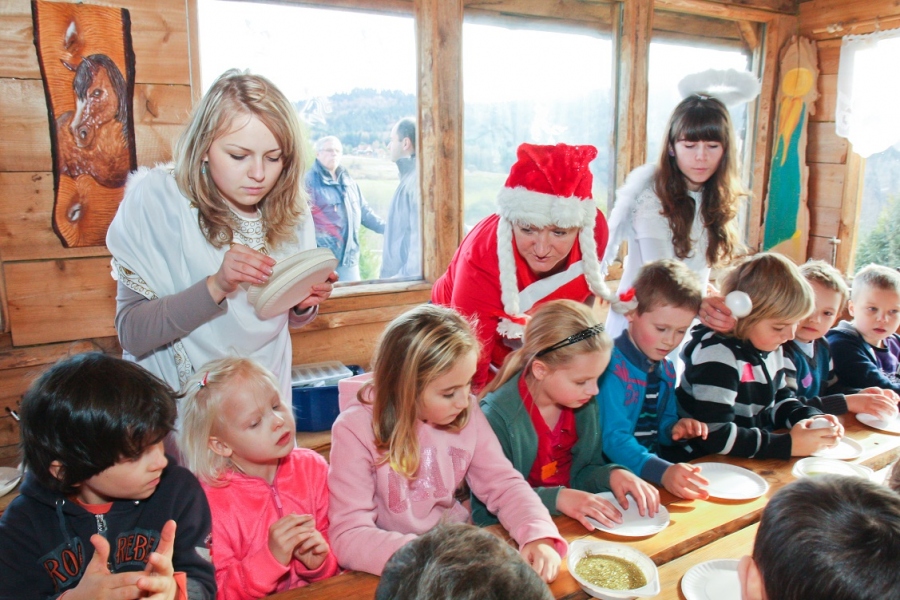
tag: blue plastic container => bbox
[292,365,363,431]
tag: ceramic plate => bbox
[857,413,900,434]
[585,492,670,537]
[0,466,22,499]
[681,559,741,600]
[811,436,863,460]
[695,463,768,500]
[247,248,337,319]
[792,457,874,480]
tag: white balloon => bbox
[725,291,753,319]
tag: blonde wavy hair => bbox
[482,299,612,397]
[719,253,814,341]
[177,356,286,486]
[173,69,310,250]
[365,305,479,479]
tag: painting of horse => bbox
[56,54,132,189]
[33,0,136,248]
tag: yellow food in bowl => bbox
[575,554,647,590]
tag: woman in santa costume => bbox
[432,143,627,392]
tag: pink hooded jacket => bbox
[202,448,340,599]
[327,383,567,575]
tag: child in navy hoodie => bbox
[0,353,215,600]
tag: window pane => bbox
[462,19,614,230]
[647,41,751,163]
[197,0,418,284]
[854,145,900,269]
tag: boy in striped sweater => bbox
[676,253,843,460]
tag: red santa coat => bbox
[432,211,609,392]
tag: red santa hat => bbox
[495,143,626,338]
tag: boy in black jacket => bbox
[0,353,215,600]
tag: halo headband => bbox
[536,324,606,358]
[678,68,761,108]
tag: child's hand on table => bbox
[609,468,660,517]
[556,487,622,531]
[519,538,561,583]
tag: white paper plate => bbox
[247,248,337,319]
[0,466,22,499]
[811,436,863,460]
[695,463,768,500]
[681,559,741,600]
[857,413,900,434]
[585,492,670,537]
[792,457,874,480]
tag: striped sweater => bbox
[676,325,822,460]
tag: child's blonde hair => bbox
[177,357,284,486]
[719,253,814,340]
[633,259,703,315]
[851,263,900,301]
[173,69,310,251]
[483,300,612,396]
[799,260,850,308]
[367,305,479,479]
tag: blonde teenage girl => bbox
[676,253,844,460]
[327,304,566,582]
[107,70,336,400]
[178,357,339,600]
[473,300,659,531]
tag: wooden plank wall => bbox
[0,0,423,462]
[800,0,900,272]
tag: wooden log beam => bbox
[417,0,464,280]
[615,0,653,186]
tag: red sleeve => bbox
[432,216,504,392]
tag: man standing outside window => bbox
[306,136,385,282]
[381,118,421,279]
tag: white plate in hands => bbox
[811,436,863,460]
[681,559,741,600]
[695,463,768,501]
[247,248,337,320]
[0,465,22,499]
[585,491,670,537]
[857,412,900,434]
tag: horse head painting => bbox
[55,53,132,189]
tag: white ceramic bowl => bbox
[567,539,660,600]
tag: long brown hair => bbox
[173,69,309,250]
[654,94,743,267]
[365,305,479,479]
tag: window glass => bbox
[646,41,751,163]
[854,145,900,269]
[462,19,613,231]
[197,0,418,284]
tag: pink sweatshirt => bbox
[202,448,340,599]
[327,393,567,575]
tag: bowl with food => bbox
[567,539,660,599]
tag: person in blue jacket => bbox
[598,259,710,499]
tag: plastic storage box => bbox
[291,364,362,431]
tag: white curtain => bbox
[836,28,900,158]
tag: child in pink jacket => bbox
[327,304,567,581]
[178,357,339,600]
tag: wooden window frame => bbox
[186,0,791,339]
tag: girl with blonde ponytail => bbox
[473,300,660,531]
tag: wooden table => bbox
[268,415,900,600]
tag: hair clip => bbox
[198,371,209,389]
[536,324,606,357]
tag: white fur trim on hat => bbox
[495,213,631,339]
[497,187,595,229]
